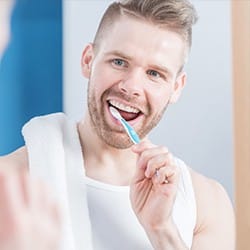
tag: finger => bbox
[144,151,170,178]
[131,141,156,184]
[0,172,13,221]
[18,170,31,206]
[19,171,47,215]
[29,180,62,249]
[0,172,24,234]
[30,178,61,224]
[131,139,155,154]
[37,181,61,225]
[137,146,169,170]
[30,178,62,229]
[131,144,170,184]
[44,203,62,250]
[0,171,24,209]
[155,164,180,185]
[50,201,62,228]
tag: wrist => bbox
[144,220,189,250]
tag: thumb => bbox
[130,140,155,185]
[131,138,153,154]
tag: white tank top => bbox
[22,113,196,250]
[85,158,196,250]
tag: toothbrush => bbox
[109,106,140,144]
[110,106,172,184]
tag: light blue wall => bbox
[0,0,63,155]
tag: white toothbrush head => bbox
[110,106,122,120]
[109,106,140,144]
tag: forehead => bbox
[96,16,186,72]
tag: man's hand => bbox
[0,169,62,250]
[130,140,187,249]
[130,140,179,229]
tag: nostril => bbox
[119,85,128,93]
[118,83,141,97]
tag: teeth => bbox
[109,100,140,113]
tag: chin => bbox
[101,133,133,149]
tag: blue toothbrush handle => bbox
[121,118,140,144]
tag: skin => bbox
[0,13,235,250]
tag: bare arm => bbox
[130,141,190,250]
[190,169,235,250]
[130,140,235,250]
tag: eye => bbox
[112,58,127,67]
[147,69,161,78]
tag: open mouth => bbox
[108,100,142,122]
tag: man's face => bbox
[82,16,187,148]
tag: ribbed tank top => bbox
[85,158,196,249]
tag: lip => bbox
[108,106,122,126]
[107,97,143,114]
[106,100,144,128]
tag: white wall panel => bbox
[63,0,233,199]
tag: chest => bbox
[85,175,195,250]
[85,178,153,250]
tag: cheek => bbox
[89,67,107,95]
[90,64,123,96]
[148,87,172,110]
[91,62,111,84]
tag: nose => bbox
[118,69,144,97]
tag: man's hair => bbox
[93,0,198,51]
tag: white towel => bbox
[22,113,93,250]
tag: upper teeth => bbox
[109,100,140,113]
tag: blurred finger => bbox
[18,170,31,206]
[0,171,24,237]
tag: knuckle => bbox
[140,149,150,159]
[140,140,154,149]
[167,152,173,159]
[168,153,175,164]
[159,145,168,153]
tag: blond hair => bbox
[93,0,198,52]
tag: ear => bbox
[81,43,95,79]
[169,71,187,104]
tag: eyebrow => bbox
[104,50,174,79]
[104,50,133,61]
[148,64,173,79]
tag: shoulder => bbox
[189,167,235,242]
[0,146,29,173]
[189,167,231,204]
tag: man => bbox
[1,0,235,249]
[0,1,62,249]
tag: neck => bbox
[78,115,137,185]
